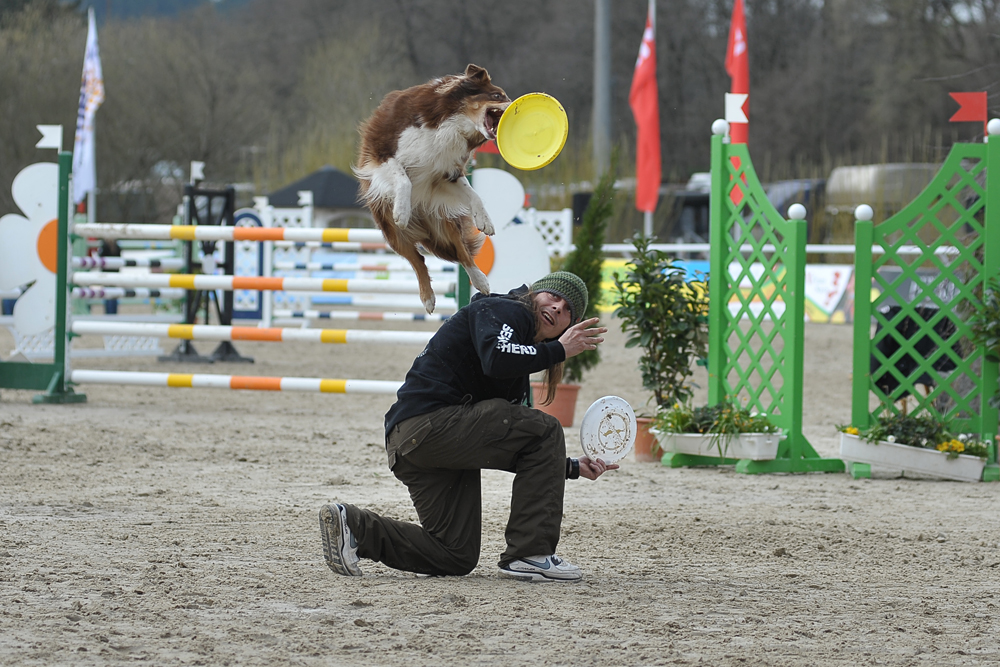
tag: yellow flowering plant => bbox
[837,414,989,460]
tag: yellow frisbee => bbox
[496,93,569,171]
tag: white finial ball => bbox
[711,119,729,136]
[988,118,1000,136]
[788,203,807,220]
[855,204,874,221]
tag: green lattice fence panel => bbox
[851,142,999,454]
[699,134,842,473]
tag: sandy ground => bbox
[1,317,999,666]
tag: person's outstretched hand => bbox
[559,317,607,359]
[578,456,619,480]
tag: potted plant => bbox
[612,233,710,460]
[651,400,783,462]
[837,413,990,482]
[531,158,614,427]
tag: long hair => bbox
[518,289,565,406]
[538,362,564,406]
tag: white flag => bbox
[72,7,105,204]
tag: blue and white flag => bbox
[72,7,105,204]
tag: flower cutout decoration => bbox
[0,162,60,335]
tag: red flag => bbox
[629,2,661,214]
[476,139,500,154]
[725,0,749,144]
[949,92,987,136]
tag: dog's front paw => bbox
[473,211,494,236]
[467,199,493,235]
[421,294,436,314]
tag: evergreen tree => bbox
[561,153,616,383]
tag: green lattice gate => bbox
[661,132,844,473]
[851,140,999,480]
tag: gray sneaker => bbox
[499,554,582,582]
[319,504,361,576]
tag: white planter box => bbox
[839,433,986,482]
[653,431,781,461]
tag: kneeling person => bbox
[320,271,615,581]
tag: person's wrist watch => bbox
[566,457,580,480]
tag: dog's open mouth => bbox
[484,107,504,140]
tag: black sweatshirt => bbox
[384,286,567,438]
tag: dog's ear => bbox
[464,64,490,83]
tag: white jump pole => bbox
[73,223,385,244]
[70,321,433,345]
[70,369,401,394]
[70,272,451,295]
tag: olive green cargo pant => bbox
[342,398,566,576]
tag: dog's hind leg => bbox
[456,217,490,296]
[371,158,412,228]
[457,177,494,236]
[392,243,437,314]
[464,262,490,296]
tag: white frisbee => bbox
[579,396,636,464]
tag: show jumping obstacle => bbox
[848,123,1000,480]
[263,239,456,324]
[667,119,998,479]
[0,150,465,402]
[661,122,846,474]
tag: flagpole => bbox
[88,114,96,225]
[631,0,660,238]
[643,0,655,238]
[593,0,612,180]
[724,0,749,144]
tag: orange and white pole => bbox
[70,369,401,394]
[72,223,385,244]
[70,321,433,345]
[70,272,449,295]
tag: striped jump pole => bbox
[72,287,187,300]
[70,272,453,295]
[73,256,186,270]
[70,321,433,345]
[73,223,386,244]
[273,241,388,252]
[272,309,449,322]
[272,261,455,273]
[70,369,401,394]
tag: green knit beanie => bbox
[531,271,588,324]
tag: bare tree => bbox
[0,5,83,215]
[2,0,999,228]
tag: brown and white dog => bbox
[354,64,510,313]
